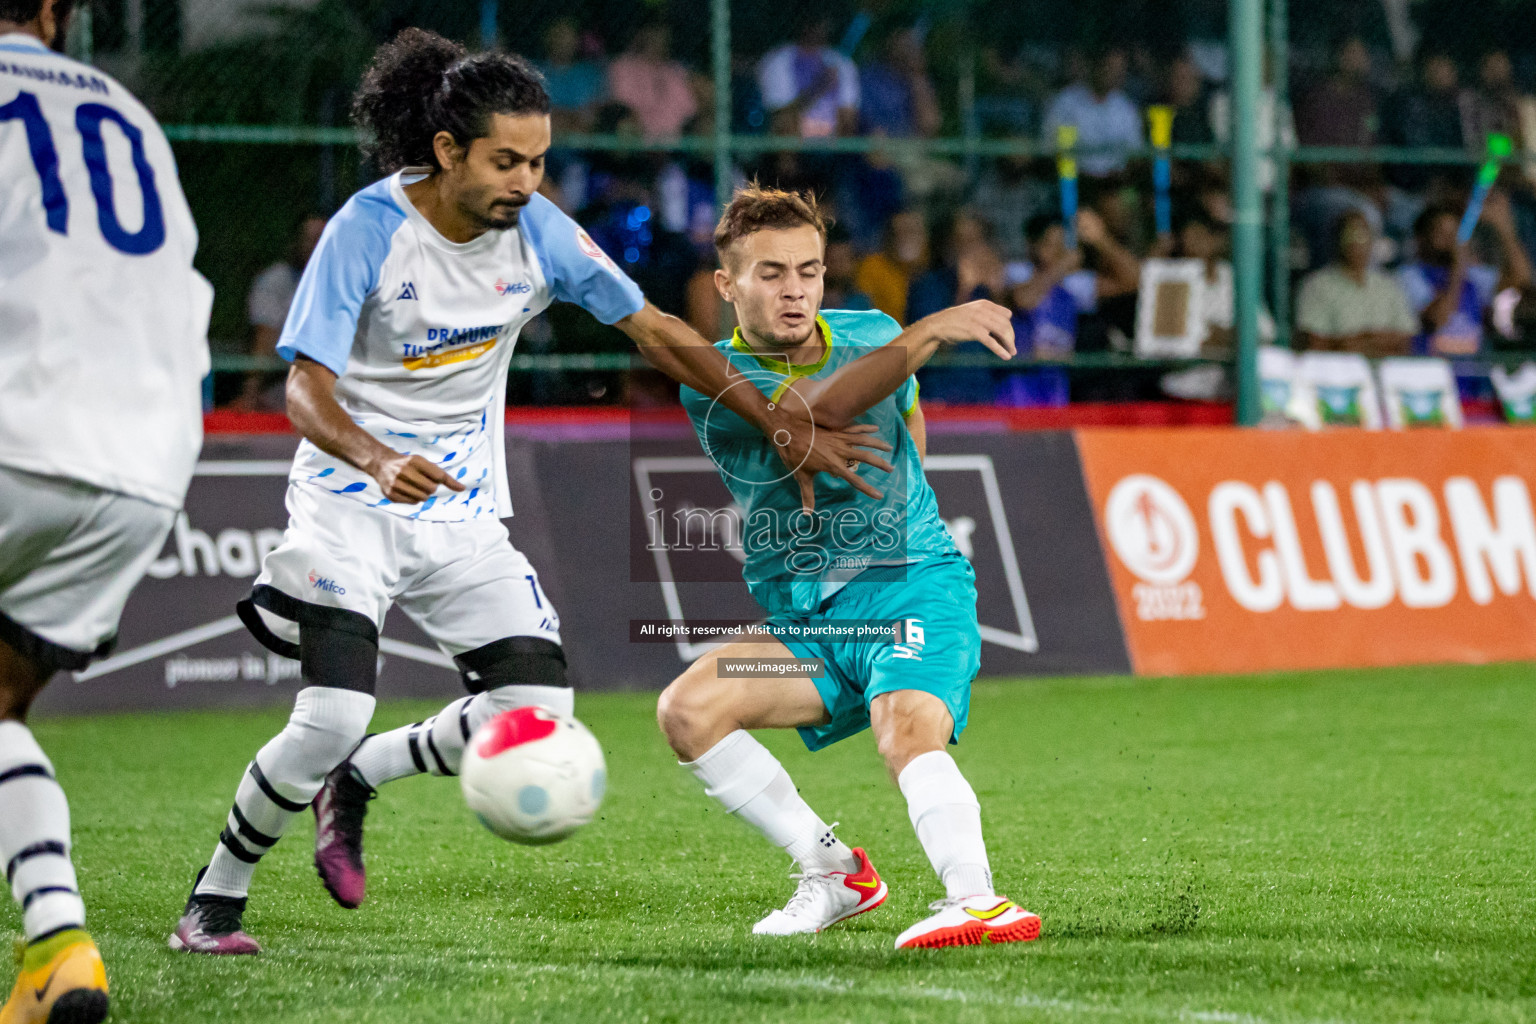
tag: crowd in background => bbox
[233,10,1536,410]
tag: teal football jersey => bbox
[680,308,959,616]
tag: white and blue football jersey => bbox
[0,33,211,510]
[278,171,644,522]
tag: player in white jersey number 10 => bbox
[0,0,212,1020]
[169,28,894,955]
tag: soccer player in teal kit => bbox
[657,187,1040,949]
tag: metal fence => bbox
[62,0,1536,418]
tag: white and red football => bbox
[460,706,606,845]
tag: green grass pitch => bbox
[17,663,1536,1023]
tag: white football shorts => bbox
[0,465,177,670]
[242,482,561,659]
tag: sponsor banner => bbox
[34,428,1126,714]
[33,435,464,716]
[607,431,1127,679]
[1077,426,1536,675]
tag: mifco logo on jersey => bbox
[308,571,347,596]
[1104,474,1206,623]
[495,277,531,296]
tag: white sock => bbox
[351,685,574,788]
[899,750,994,899]
[198,687,375,898]
[685,730,857,874]
[0,721,85,940]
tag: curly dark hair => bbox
[0,0,73,29]
[351,28,550,174]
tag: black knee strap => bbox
[454,637,567,694]
[0,607,108,674]
[298,615,379,695]
[242,584,379,664]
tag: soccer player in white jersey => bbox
[0,0,212,1019]
[170,29,890,955]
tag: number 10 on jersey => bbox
[1,89,165,255]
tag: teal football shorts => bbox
[774,556,981,752]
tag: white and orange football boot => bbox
[752,847,887,935]
[894,895,1041,949]
[0,929,108,1024]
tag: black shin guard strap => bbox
[454,637,568,694]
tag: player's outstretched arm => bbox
[616,302,894,506]
[286,356,466,504]
[784,300,1016,430]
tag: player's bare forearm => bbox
[784,301,1016,429]
[617,303,779,429]
[1424,256,1469,332]
[616,301,894,507]
[286,356,463,504]
[1496,222,1533,293]
[287,357,392,470]
[1092,237,1142,297]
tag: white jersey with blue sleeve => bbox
[278,171,644,522]
[0,33,211,510]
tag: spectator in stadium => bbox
[857,27,941,139]
[1464,51,1536,263]
[855,209,929,323]
[903,212,1018,404]
[536,18,604,133]
[1398,193,1533,356]
[1295,35,1380,149]
[1159,207,1276,402]
[1179,207,1274,347]
[970,155,1054,261]
[1294,37,1386,271]
[974,40,1049,136]
[1041,45,1144,179]
[234,213,326,411]
[906,211,1014,325]
[1155,205,1290,399]
[606,21,697,140]
[1164,52,1214,146]
[1294,210,1417,357]
[1464,50,1527,145]
[1009,209,1141,358]
[846,153,911,247]
[846,26,952,219]
[1381,49,1468,195]
[822,223,873,311]
[758,13,860,138]
[1210,54,1294,194]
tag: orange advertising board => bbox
[1076,427,1536,675]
